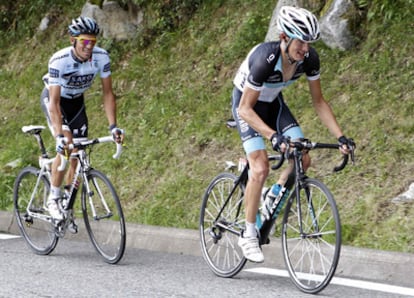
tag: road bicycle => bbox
[199,138,355,294]
[13,125,126,264]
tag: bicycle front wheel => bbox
[282,178,341,294]
[199,172,247,278]
[81,169,126,264]
[13,166,58,255]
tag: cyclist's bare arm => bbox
[238,86,275,141]
[48,85,65,138]
[101,76,124,143]
[308,79,349,154]
[101,76,116,125]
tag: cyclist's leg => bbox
[40,89,67,219]
[62,96,88,176]
[232,87,269,262]
[243,144,269,232]
[232,88,269,233]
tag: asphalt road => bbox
[1,211,414,297]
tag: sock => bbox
[50,186,61,199]
[244,221,257,238]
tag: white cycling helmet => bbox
[68,16,100,36]
[277,6,320,42]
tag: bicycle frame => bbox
[24,157,54,223]
[21,126,122,225]
[211,139,353,243]
[211,167,248,237]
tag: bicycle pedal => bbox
[54,225,66,238]
[68,222,78,234]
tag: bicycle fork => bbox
[288,149,320,238]
[82,172,113,221]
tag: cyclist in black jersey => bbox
[40,16,124,223]
[232,6,354,263]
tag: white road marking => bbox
[0,233,20,240]
[245,267,414,296]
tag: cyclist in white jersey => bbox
[232,6,354,263]
[40,16,124,223]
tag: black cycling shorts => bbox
[40,88,88,138]
[231,87,303,154]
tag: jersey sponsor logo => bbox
[103,62,111,73]
[49,68,59,78]
[266,53,276,64]
[67,74,95,87]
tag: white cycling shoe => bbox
[238,232,264,263]
[47,198,63,221]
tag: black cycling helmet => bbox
[68,16,100,36]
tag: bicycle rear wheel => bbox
[13,166,58,255]
[282,178,341,294]
[81,169,126,264]
[199,172,247,278]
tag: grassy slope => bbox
[0,1,413,253]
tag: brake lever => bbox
[284,142,290,160]
[348,138,356,164]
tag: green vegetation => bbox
[0,1,413,253]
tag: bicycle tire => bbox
[81,169,126,264]
[282,178,341,294]
[13,166,58,255]
[199,172,247,278]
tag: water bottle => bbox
[263,184,283,221]
[256,187,269,229]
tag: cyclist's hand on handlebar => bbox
[110,126,125,144]
[55,134,68,155]
[338,136,356,155]
[270,133,290,152]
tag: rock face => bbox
[265,0,357,50]
[319,0,356,50]
[392,183,414,203]
[81,1,143,41]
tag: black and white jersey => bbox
[43,46,111,99]
[233,41,320,102]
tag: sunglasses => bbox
[74,37,97,47]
